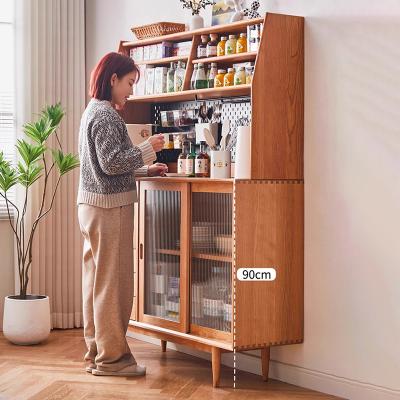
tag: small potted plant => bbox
[0,103,79,345]
[180,0,215,30]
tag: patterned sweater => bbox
[77,98,156,208]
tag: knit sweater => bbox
[77,98,156,208]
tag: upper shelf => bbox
[192,52,257,65]
[122,17,265,48]
[128,84,251,103]
[136,55,188,66]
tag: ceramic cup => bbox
[210,150,231,179]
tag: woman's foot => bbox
[85,362,96,373]
[92,364,146,377]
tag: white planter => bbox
[190,14,204,30]
[3,295,51,345]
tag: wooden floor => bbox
[0,329,342,400]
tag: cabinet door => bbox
[138,181,189,332]
[190,182,233,342]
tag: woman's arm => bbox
[93,120,156,176]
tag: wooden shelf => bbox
[192,252,232,263]
[192,52,258,65]
[156,248,180,256]
[129,84,251,103]
[136,55,188,66]
[122,17,264,48]
[136,177,234,183]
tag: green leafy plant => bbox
[180,0,215,15]
[0,103,80,299]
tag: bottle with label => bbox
[197,35,209,59]
[225,34,237,55]
[207,63,218,88]
[236,32,247,53]
[167,62,176,93]
[223,67,235,86]
[217,36,227,56]
[195,63,208,90]
[206,33,219,57]
[234,66,246,85]
[177,141,189,175]
[195,141,210,177]
[174,61,186,92]
[186,142,196,177]
[245,65,254,84]
[190,64,198,90]
[214,69,226,88]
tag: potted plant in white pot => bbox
[180,0,215,30]
[0,103,79,345]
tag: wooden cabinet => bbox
[121,12,304,387]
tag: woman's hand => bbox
[148,163,168,177]
[148,134,165,153]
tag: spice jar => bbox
[223,67,235,86]
[217,36,227,56]
[225,35,237,55]
[214,69,226,88]
[236,33,247,53]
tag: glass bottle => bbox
[186,142,196,177]
[197,34,209,59]
[237,32,247,53]
[167,62,176,93]
[207,63,218,88]
[214,69,226,88]
[225,34,237,55]
[174,61,186,92]
[178,141,189,175]
[195,63,208,90]
[223,67,235,86]
[195,141,210,177]
[190,64,198,90]
[234,66,246,86]
[206,33,219,57]
[217,36,227,57]
[245,65,254,84]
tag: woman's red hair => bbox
[89,52,139,101]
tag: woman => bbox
[77,52,166,377]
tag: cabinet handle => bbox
[139,243,143,260]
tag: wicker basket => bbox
[131,22,186,40]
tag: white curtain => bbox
[14,0,85,328]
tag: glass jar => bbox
[190,64,198,90]
[245,65,254,84]
[225,34,237,55]
[237,32,247,53]
[197,34,209,59]
[217,36,227,56]
[214,69,226,88]
[207,33,219,57]
[223,67,235,86]
[174,61,185,92]
[167,62,176,93]
[195,63,208,90]
[207,63,218,88]
[234,66,246,85]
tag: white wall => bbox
[86,1,400,399]
[0,220,15,331]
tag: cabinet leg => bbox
[161,340,167,352]
[261,346,270,381]
[211,347,221,388]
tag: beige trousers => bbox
[77,203,136,371]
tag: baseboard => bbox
[127,330,400,400]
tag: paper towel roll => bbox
[235,125,251,179]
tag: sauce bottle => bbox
[207,34,219,57]
[207,63,218,88]
[236,33,247,53]
[234,66,246,85]
[186,142,196,177]
[195,141,210,177]
[195,63,208,89]
[178,141,189,174]
[197,35,209,59]
[223,67,235,86]
[217,36,227,56]
[214,69,226,88]
[225,35,237,55]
